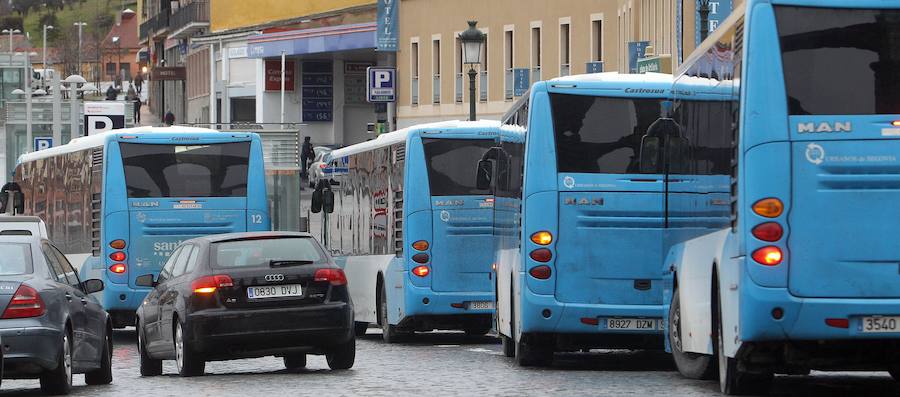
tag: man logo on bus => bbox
[563,176,575,189]
[798,121,852,134]
[806,143,825,165]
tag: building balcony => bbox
[139,11,171,43]
[170,1,210,39]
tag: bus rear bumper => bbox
[740,279,900,342]
[101,282,151,327]
[400,284,494,331]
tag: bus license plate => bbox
[468,301,495,310]
[605,318,659,331]
[247,284,303,299]
[861,316,900,333]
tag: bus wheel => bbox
[669,290,716,380]
[889,367,899,382]
[379,284,403,343]
[715,287,772,395]
[515,335,553,367]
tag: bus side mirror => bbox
[14,191,24,214]
[476,159,492,190]
[0,191,8,214]
[639,136,661,174]
[323,190,335,214]
[311,189,323,214]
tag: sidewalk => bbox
[137,101,160,127]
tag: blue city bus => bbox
[493,72,706,366]
[15,127,271,327]
[308,120,506,342]
[664,1,900,394]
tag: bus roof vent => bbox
[91,148,103,168]
[393,144,405,163]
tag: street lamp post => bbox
[2,28,21,52]
[112,36,121,88]
[42,24,54,88]
[458,21,485,122]
[74,22,87,76]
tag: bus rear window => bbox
[776,7,900,115]
[120,142,250,198]
[422,138,494,196]
[550,94,664,173]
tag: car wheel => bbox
[515,334,553,367]
[716,284,773,395]
[669,289,717,380]
[379,284,404,343]
[138,322,162,377]
[283,354,307,370]
[326,337,356,370]
[174,321,205,377]
[40,329,72,395]
[85,330,113,385]
[354,322,369,337]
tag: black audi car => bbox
[134,232,355,376]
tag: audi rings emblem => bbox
[264,274,285,282]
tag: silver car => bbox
[0,234,111,394]
[308,146,333,188]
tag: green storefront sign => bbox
[636,55,672,74]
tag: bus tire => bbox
[515,335,553,367]
[379,284,403,343]
[500,335,515,357]
[669,289,716,380]
[354,322,369,337]
[715,283,772,395]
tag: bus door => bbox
[775,6,900,299]
[551,93,668,307]
[422,137,495,293]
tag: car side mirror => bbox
[135,274,157,288]
[323,189,335,214]
[82,278,104,294]
[311,188,323,214]
[475,159,493,190]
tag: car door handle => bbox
[65,292,73,301]
[81,297,89,305]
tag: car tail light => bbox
[825,318,849,329]
[412,240,429,251]
[109,239,126,249]
[2,284,45,319]
[751,222,783,242]
[530,231,553,245]
[109,263,127,274]
[412,253,430,264]
[529,248,552,263]
[752,246,783,266]
[411,265,430,277]
[314,268,348,286]
[319,163,327,169]
[191,275,234,294]
[529,265,552,280]
[109,251,126,262]
[752,198,784,218]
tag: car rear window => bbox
[0,242,33,275]
[211,237,325,269]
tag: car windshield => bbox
[211,237,325,268]
[0,242,33,275]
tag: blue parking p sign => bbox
[34,137,53,151]
[367,67,396,102]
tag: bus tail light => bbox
[1,284,45,319]
[412,253,430,264]
[191,275,233,294]
[892,120,900,127]
[412,240,429,251]
[530,231,553,245]
[314,268,348,286]
[109,240,126,249]
[752,246,783,266]
[412,265,430,277]
[825,318,849,329]
[751,222,783,242]
[109,264,127,274]
[752,198,784,218]
[109,251,126,262]
[529,265,552,280]
[529,249,552,263]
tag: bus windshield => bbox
[422,138,494,196]
[120,142,250,198]
[776,7,900,115]
[550,94,665,173]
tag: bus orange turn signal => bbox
[530,231,553,245]
[109,239,126,249]
[412,240,429,251]
[752,198,784,218]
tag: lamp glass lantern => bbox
[459,21,485,66]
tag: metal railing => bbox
[411,77,419,105]
[560,63,571,77]
[455,72,463,103]
[171,1,210,34]
[432,74,441,104]
[479,71,488,102]
[139,12,171,42]
[505,69,513,100]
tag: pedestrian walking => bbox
[134,72,143,94]
[133,96,142,124]
[164,110,175,126]
[301,136,314,178]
